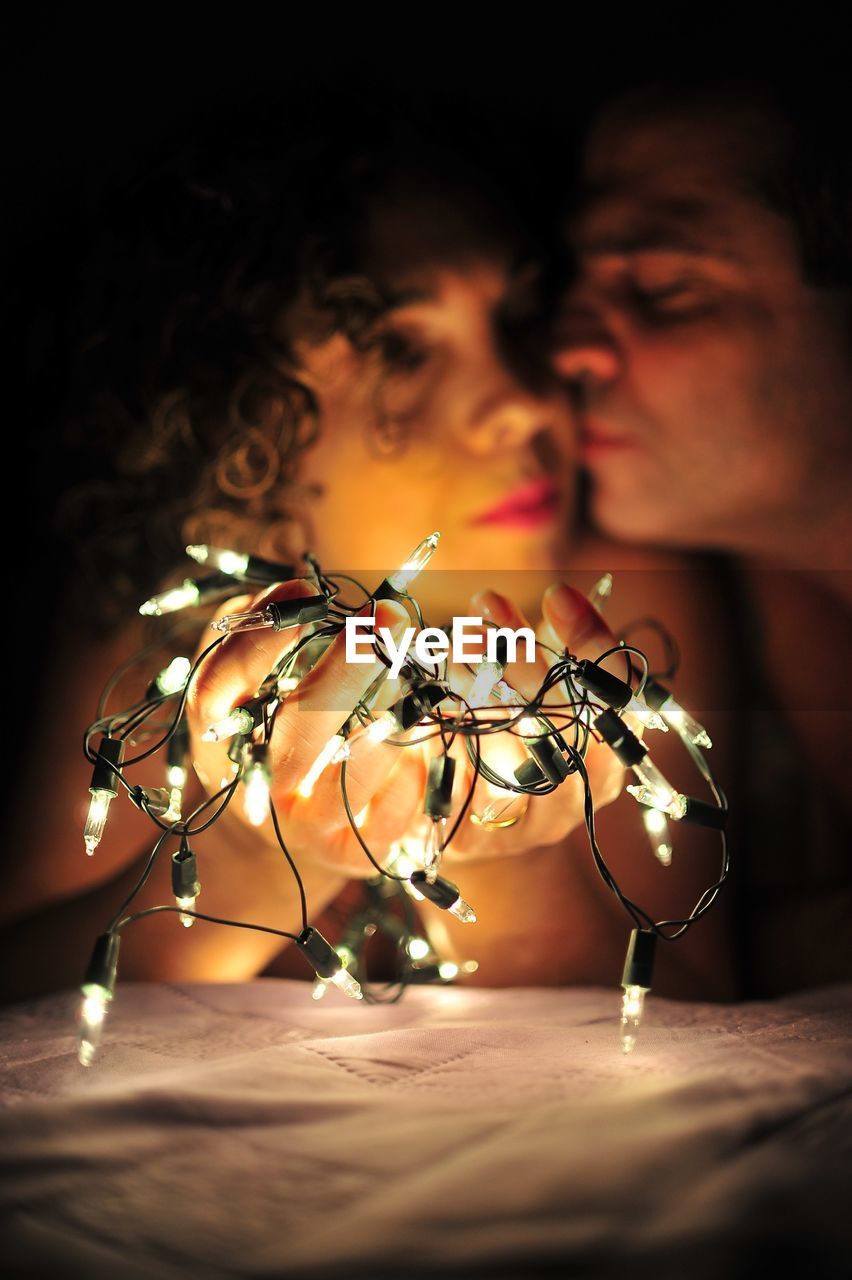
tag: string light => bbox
[296,733,349,799]
[311,945,356,1000]
[364,683,447,743]
[84,737,124,856]
[242,744,272,827]
[295,530,445,796]
[78,933,120,1066]
[642,807,673,866]
[172,842,200,927]
[571,659,667,732]
[201,697,266,744]
[594,710,687,819]
[297,927,363,999]
[76,538,728,1061]
[139,572,236,617]
[620,929,656,1053]
[185,544,295,584]
[409,871,477,923]
[212,594,329,635]
[379,531,440,596]
[153,656,192,696]
[642,677,712,748]
[163,719,190,823]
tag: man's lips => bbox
[470,478,561,528]
[580,419,636,458]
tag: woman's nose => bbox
[464,379,561,456]
[549,307,621,394]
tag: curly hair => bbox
[52,111,534,632]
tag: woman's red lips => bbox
[471,478,561,528]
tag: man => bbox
[550,78,852,995]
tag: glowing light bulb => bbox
[139,579,201,617]
[407,937,431,961]
[469,659,504,708]
[312,946,357,999]
[619,928,655,1055]
[298,929,361,998]
[296,733,349,798]
[83,737,124,856]
[385,532,441,593]
[201,706,255,744]
[166,764,187,789]
[385,842,419,879]
[366,683,446,744]
[212,609,267,634]
[162,761,188,823]
[186,545,250,576]
[78,933,120,1066]
[243,750,272,827]
[154,656,192,696]
[330,967,363,999]
[642,678,712,748]
[624,697,668,733]
[78,987,110,1066]
[162,790,182,823]
[366,710,397,743]
[424,819,445,884]
[587,573,613,611]
[449,896,477,924]
[405,872,475,922]
[175,896,197,926]
[438,961,459,981]
[84,791,112,857]
[658,698,712,748]
[642,807,673,866]
[626,757,688,820]
[621,985,647,1054]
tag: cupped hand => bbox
[186,579,432,878]
[428,581,626,868]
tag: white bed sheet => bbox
[0,980,850,1279]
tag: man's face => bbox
[552,101,852,558]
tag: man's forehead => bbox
[572,186,741,256]
[573,108,774,247]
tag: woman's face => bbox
[278,198,576,620]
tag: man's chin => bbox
[590,482,697,549]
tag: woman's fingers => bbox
[189,579,327,725]
[188,585,412,821]
[540,582,613,663]
[271,598,411,800]
[467,589,552,705]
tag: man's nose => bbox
[550,308,621,392]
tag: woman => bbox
[2,113,738,1004]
